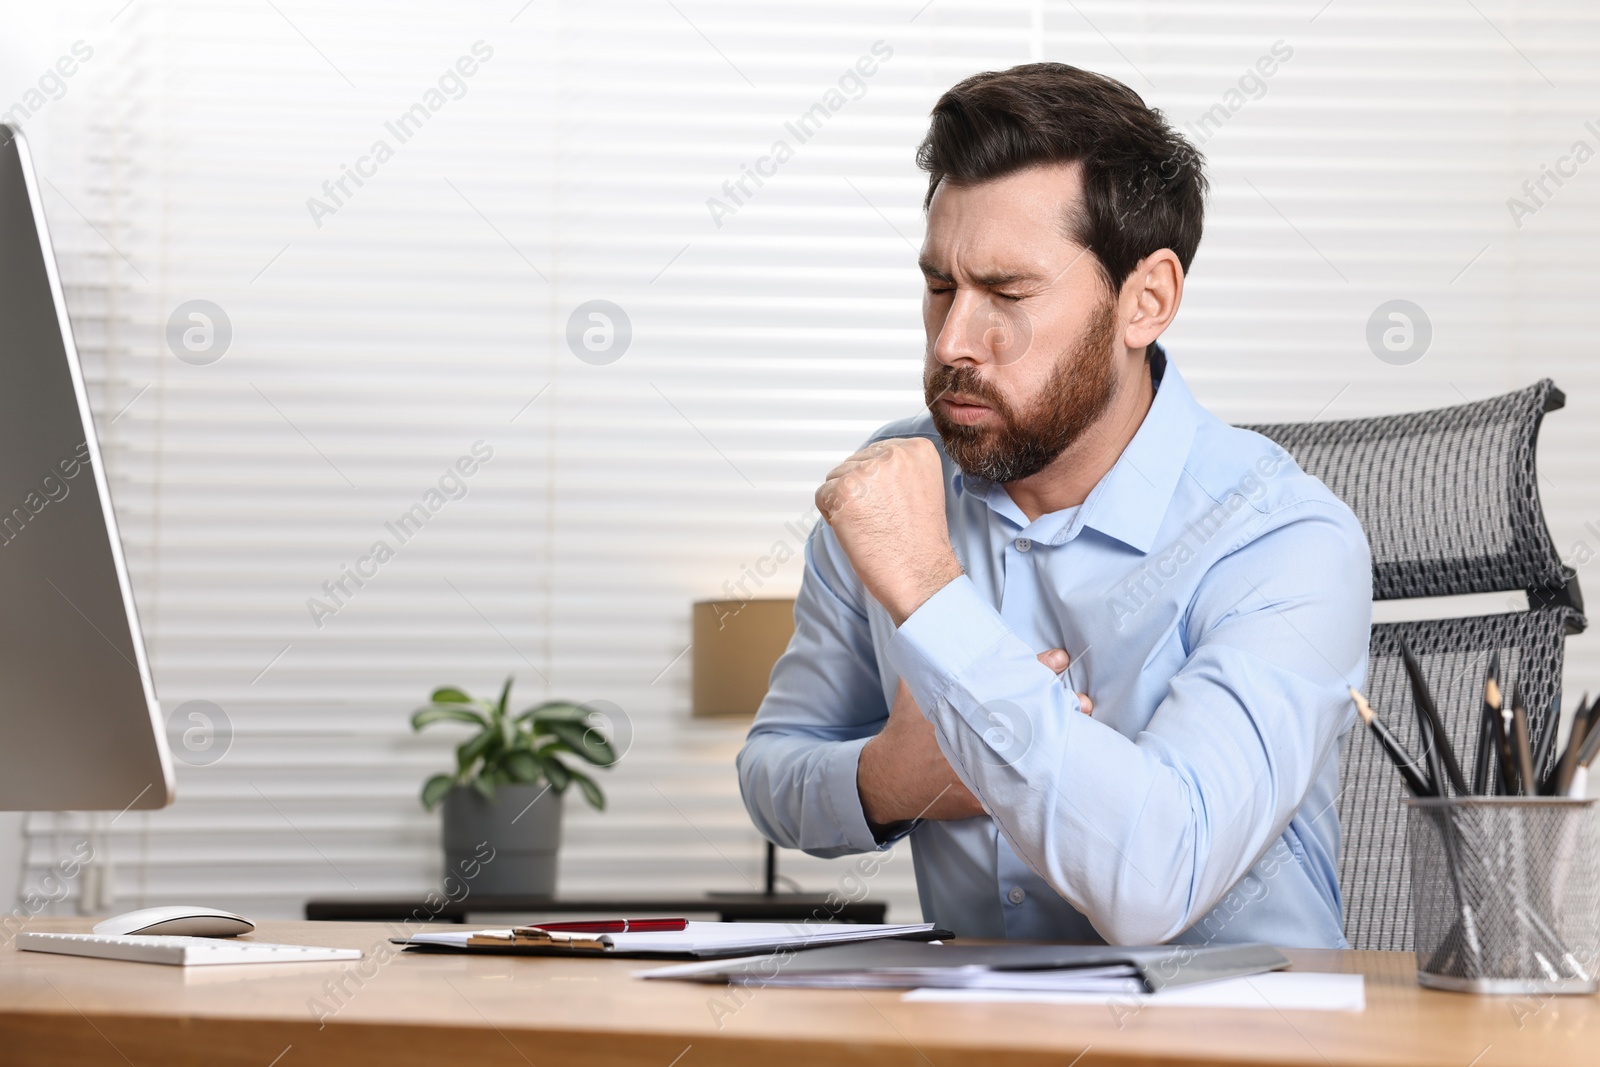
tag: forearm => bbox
[856,725,983,828]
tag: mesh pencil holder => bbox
[1405,797,1600,994]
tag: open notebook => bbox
[640,940,1291,994]
[394,921,946,959]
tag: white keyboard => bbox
[17,931,362,967]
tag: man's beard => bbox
[925,297,1121,485]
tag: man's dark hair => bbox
[917,62,1207,294]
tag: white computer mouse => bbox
[92,905,255,937]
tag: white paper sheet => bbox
[407,921,938,956]
[901,971,1365,1011]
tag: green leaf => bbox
[539,752,572,792]
[420,773,455,811]
[430,686,474,705]
[458,729,495,771]
[412,705,491,731]
[471,776,495,801]
[544,719,617,767]
[568,767,605,811]
[496,676,514,720]
[503,750,541,784]
[518,701,590,725]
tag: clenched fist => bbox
[815,438,964,625]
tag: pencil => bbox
[1511,684,1536,797]
[1531,691,1562,790]
[1552,709,1588,797]
[1541,693,1588,795]
[1350,687,1433,796]
[1398,638,1467,795]
[1578,700,1600,769]
[1487,675,1518,795]
[1472,653,1500,795]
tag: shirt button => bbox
[1007,886,1026,905]
[1015,538,1032,552]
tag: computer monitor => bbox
[0,124,172,811]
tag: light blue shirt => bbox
[738,350,1372,948]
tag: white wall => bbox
[4,1,1600,924]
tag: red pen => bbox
[517,918,688,934]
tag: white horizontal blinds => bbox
[19,0,1600,919]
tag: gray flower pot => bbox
[441,784,562,897]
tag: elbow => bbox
[1093,906,1193,947]
[736,733,873,859]
[734,739,784,844]
[1081,852,1246,946]
[1070,831,1203,945]
[735,735,811,852]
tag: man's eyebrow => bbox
[969,269,1046,287]
[918,259,1047,288]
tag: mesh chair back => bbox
[1247,380,1574,606]
[1244,380,1584,951]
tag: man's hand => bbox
[816,438,963,625]
[857,648,1093,832]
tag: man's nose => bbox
[933,290,992,367]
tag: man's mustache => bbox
[925,366,1008,412]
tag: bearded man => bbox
[736,63,1372,948]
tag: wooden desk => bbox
[2,918,1596,1066]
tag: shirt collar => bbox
[1068,345,1200,553]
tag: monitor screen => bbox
[0,125,171,812]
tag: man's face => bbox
[920,163,1125,484]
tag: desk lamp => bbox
[692,597,795,896]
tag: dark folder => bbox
[640,940,1292,994]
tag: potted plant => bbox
[412,677,617,896]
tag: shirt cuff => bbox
[819,735,908,852]
[887,575,1010,711]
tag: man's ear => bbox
[1120,249,1184,351]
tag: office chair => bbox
[1243,379,1584,952]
